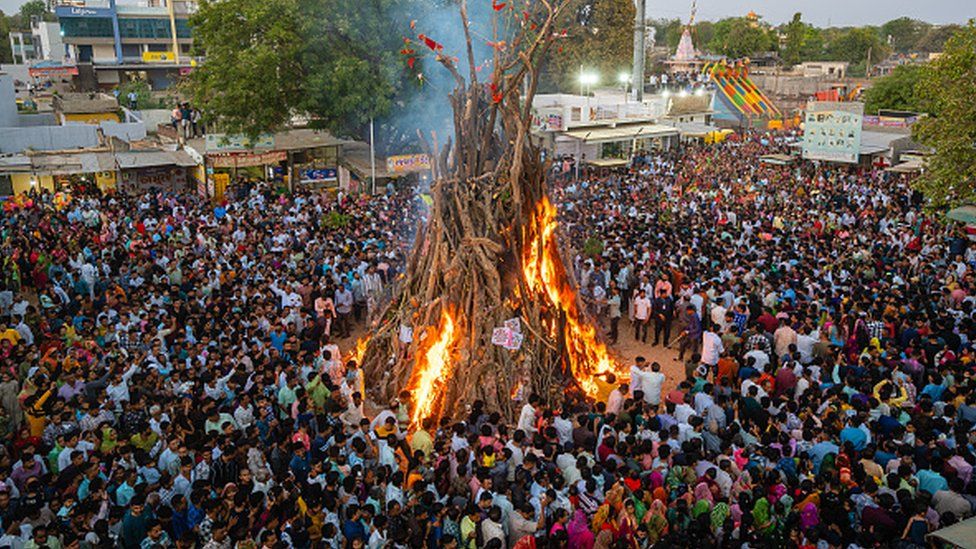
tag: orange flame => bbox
[523,197,624,397]
[406,310,458,427]
[345,336,371,365]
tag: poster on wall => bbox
[118,167,188,195]
[386,154,431,174]
[300,168,337,183]
[802,101,864,164]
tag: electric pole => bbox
[631,0,647,102]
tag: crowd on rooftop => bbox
[0,134,973,549]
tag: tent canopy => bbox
[587,158,630,168]
[563,124,679,145]
[928,516,976,548]
[947,205,976,225]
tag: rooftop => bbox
[53,93,119,115]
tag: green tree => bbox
[799,25,825,60]
[708,17,775,59]
[188,0,420,142]
[541,0,635,92]
[19,0,47,22]
[297,0,416,139]
[0,12,12,64]
[881,17,929,53]
[914,24,961,52]
[912,21,976,208]
[782,13,805,67]
[825,27,889,75]
[862,64,923,114]
[693,21,715,48]
[188,0,304,137]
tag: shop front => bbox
[115,150,199,195]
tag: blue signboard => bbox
[301,168,338,182]
[56,5,116,18]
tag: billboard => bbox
[55,5,115,18]
[386,154,431,174]
[205,133,275,152]
[802,101,864,164]
[142,51,176,63]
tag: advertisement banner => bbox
[205,133,275,152]
[28,65,79,78]
[300,168,337,182]
[802,102,863,164]
[386,154,431,174]
[142,51,176,63]
[532,109,564,132]
[209,151,286,168]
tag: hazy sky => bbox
[1,0,972,27]
[646,0,975,27]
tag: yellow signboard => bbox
[142,51,176,63]
[386,154,432,174]
[213,173,230,201]
[96,170,117,191]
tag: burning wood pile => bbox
[358,0,627,428]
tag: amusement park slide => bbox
[707,63,781,118]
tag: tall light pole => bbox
[631,0,647,102]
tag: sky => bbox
[0,0,972,27]
[647,0,974,27]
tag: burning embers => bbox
[522,197,623,398]
[406,309,458,427]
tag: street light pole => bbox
[631,0,647,102]
[369,117,376,195]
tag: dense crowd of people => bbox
[0,133,974,549]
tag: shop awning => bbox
[587,158,630,168]
[947,205,976,225]
[759,154,795,165]
[30,152,115,176]
[885,158,923,173]
[928,516,976,548]
[342,152,397,180]
[563,124,679,144]
[116,150,199,170]
[0,155,32,173]
[674,122,720,138]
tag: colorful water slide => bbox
[705,62,780,118]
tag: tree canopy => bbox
[912,21,976,208]
[540,0,635,92]
[862,64,924,114]
[188,0,419,144]
[707,16,776,59]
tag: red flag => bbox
[492,0,506,11]
[407,57,416,69]
[418,34,443,51]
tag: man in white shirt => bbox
[629,356,648,397]
[517,395,540,439]
[631,289,652,342]
[644,362,666,408]
[701,330,724,369]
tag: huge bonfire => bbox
[357,0,626,428]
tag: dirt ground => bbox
[340,315,685,409]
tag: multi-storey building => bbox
[8,18,65,64]
[55,0,196,89]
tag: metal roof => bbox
[674,122,720,137]
[562,124,679,144]
[928,516,976,548]
[30,152,115,175]
[116,150,198,170]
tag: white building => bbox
[531,88,716,164]
[7,19,64,64]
